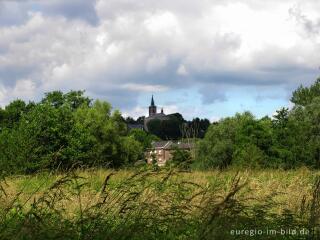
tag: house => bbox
[145,140,194,166]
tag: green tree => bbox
[0,107,5,129]
[41,91,65,108]
[0,103,92,173]
[287,98,320,168]
[136,116,145,125]
[65,90,92,109]
[171,148,192,169]
[147,119,162,138]
[291,78,320,106]
[74,100,141,167]
[129,128,159,150]
[197,112,274,169]
[41,90,91,110]
[147,115,183,140]
[196,116,237,169]
[2,99,30,128]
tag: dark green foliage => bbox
[0,99,35,129]
[147,118,162,137]
[147,115,183,140]
[125,116,136,124]
[146,114,210,140]
[136,116,145,124]
[170,148,192,170]
[41,90,91,109]
[0,91,143,174]
[74,100,144,167]
[41,90,65,108]
[196,77,320,170]
[188,117,210,138]
[0,103,93,173]
[4,99,27,127]
[159,116,182,139]
[291,78,320,106]
[196,111,290,169]
[128,128,159,150]
[3,76,320,172]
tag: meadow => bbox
[0,167,320,240]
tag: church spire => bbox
[149,95,157,116]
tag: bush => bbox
[0,92,144,174]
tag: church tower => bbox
[149,95,157,116]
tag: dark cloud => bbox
[88,88,139,110]
[37,0,99,25]
[0,2,30,26]
[0,0,99,26]
[192,71,282,86]
[199,84,227,104]
[0,65,36,87]
[0,0,320,115]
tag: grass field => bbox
[1,167,320,239]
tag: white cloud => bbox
[210,116,221,123]
[122,106,147,119]
[0,85,7,107]
[144,11,181,36]
[146,55,167,73]
[0,0,319,117]
[177,64,188,76]
[12,79,36,99]
[122,83,169,92]
[161,104,179,115]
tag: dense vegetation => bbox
[0,91,157,174]
[2,78,320,174]
[127,113,210,139]
[197,78,320,170]
[0,168,319,239]
[1,79,320,239]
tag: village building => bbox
[144,95,171,131]
[145,140,194,166]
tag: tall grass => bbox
[0,168,319,239]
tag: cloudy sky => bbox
[0,0,319,120]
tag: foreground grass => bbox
[0,167,320,239]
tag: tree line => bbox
[1,78,320,174]
[125,114,210,140]
[0,91,158,174]
[196,78,320,169]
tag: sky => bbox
[0,0,319,121]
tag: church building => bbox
[144,95,170,131]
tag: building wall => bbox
[146,149,174,166]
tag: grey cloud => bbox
[36,0,99,25]
[88,88,139,110]
[0,65,36,87]
[192,71,281,86]
[0,2,30,26]
[95,0,211,20]
[199,84,227,104]
[255,94,285,102]
[0,0,99,26]
[289,6,320,37]
[0,0,319,112]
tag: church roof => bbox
[151,95,155,106]
[145,112,168,120]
